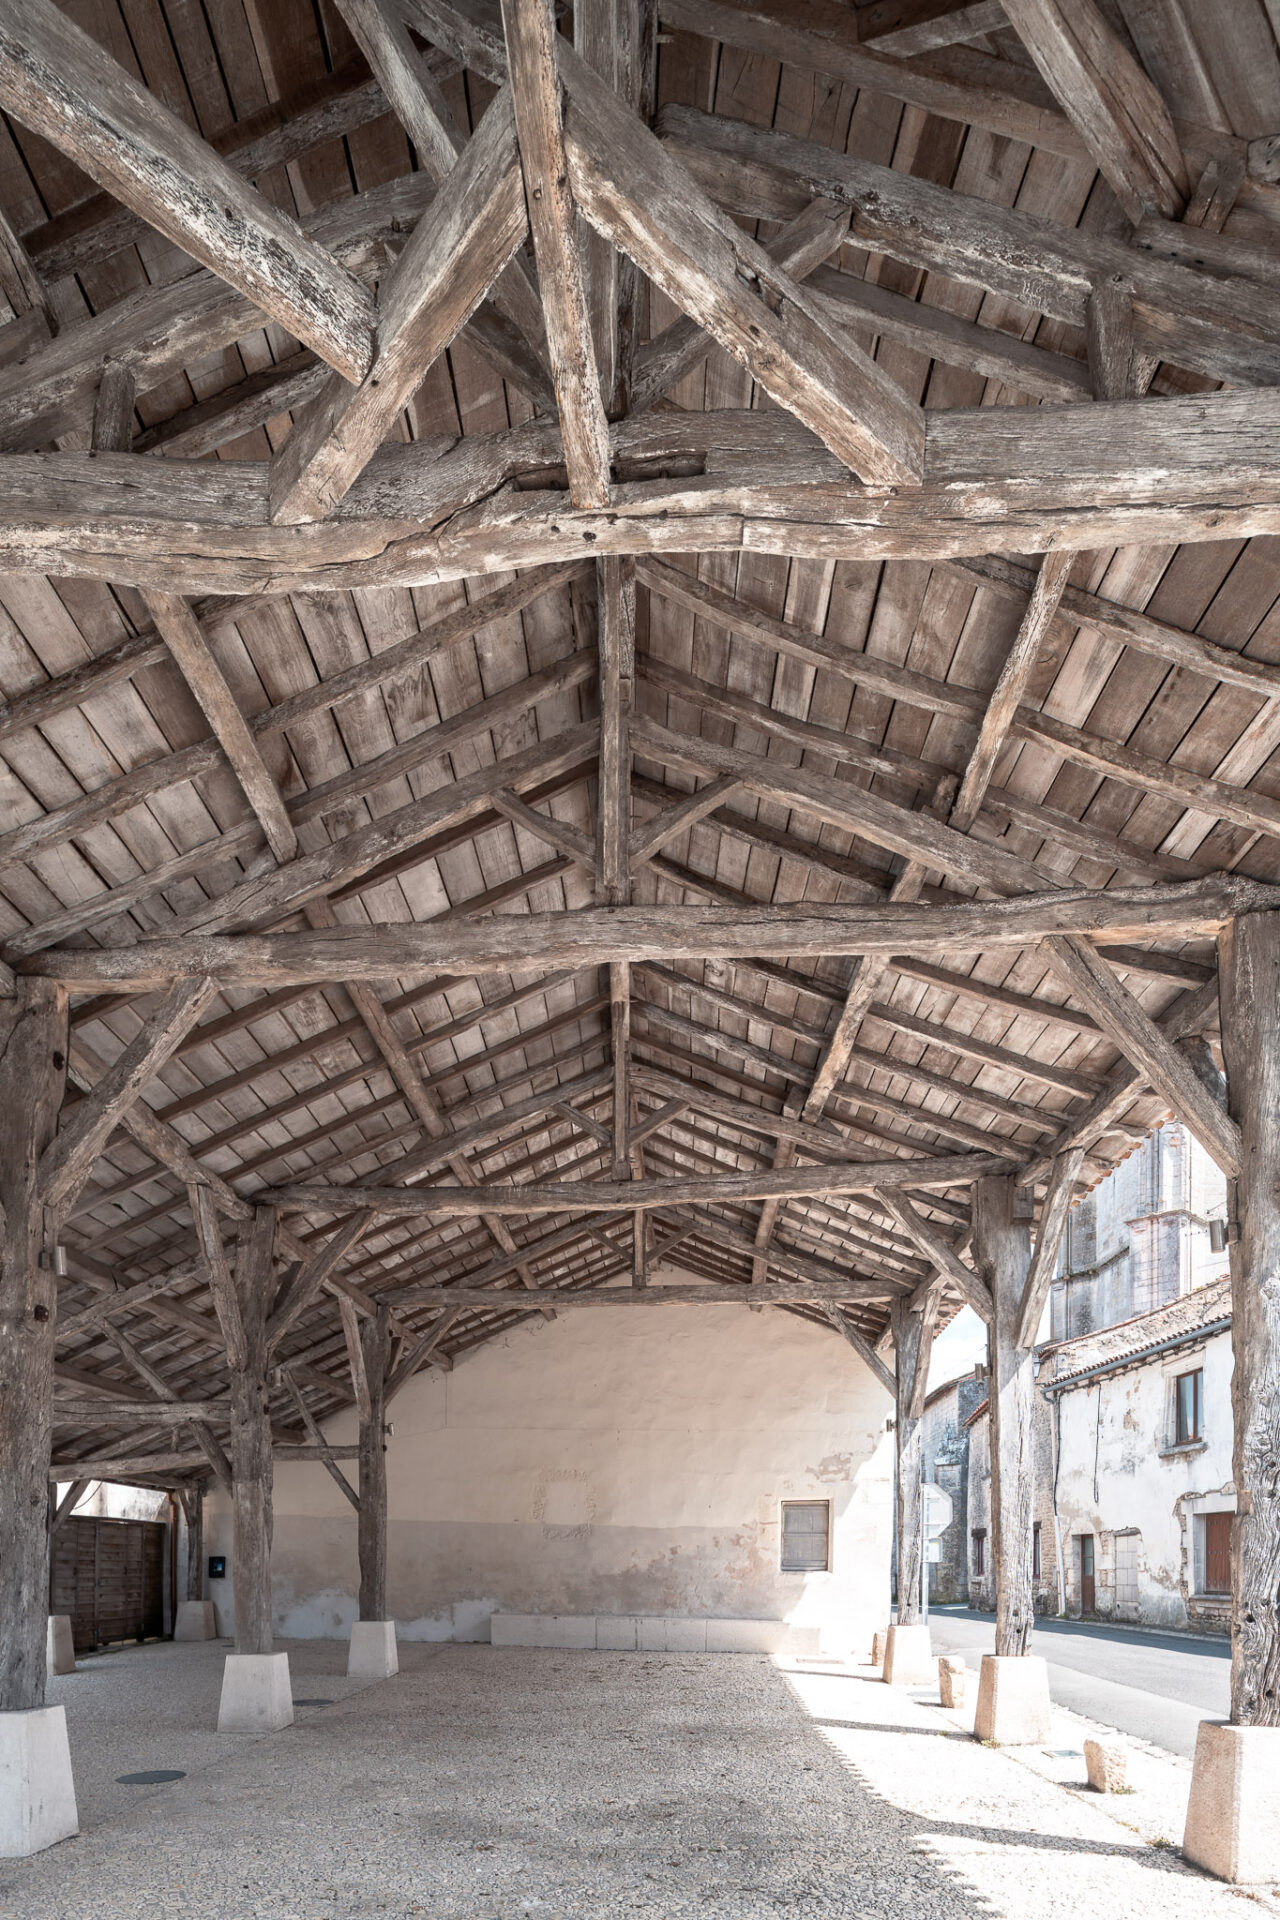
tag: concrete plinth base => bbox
[216,1652,292,1733]
[972,1654,1052,1745]
[882,1623,933,1686]
[0,1707,79,1856]
[1183,1719,1280,1883]
[348,1620,398,1679]
[174,1599,217,1641]
[45,1616,75,1676]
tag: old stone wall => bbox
[1049,1123,1228,1342]
[205,1302,895,1653]
[1052,1326,1233,1632]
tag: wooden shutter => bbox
[781,1501,830,1572]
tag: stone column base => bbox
[882,1622,933,1685]
[0,1706,79,1856]
[348,1620,399,1679]
[217,1652,293,1733]
[46,1616,75,1676]
[938,1655,968,1708]
[973,1654,1052,1745]
[1183,1719,1280,1883]
[174,1599,217,1642]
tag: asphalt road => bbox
[927,1607,1230,1758]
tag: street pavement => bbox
[927,1607,1229,1758]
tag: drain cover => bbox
[294,1697,333,1707]
[116,1770,186,1785]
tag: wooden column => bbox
[0,979,68,1712]
[891,1297,925,1626]
[357,1305,391,1622]
[1218,910,1280,1726]
[180,1484,205,1603]
[972,1175,1036,1658]
[227,1206,276,1655]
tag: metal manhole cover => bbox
[116,1770,186,1785]
[294,1697,334,1707]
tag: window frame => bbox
[1174,1368,1204,1446]
[1032,1521,1042,1581]
[971,1528,986,1577]
[779,1499,831,1574]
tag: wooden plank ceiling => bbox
[4,0,1280,1482]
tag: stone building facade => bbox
[1049,1120,1228,1341]
[1042,1279,1234,1633]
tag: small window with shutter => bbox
[780,1500,830,1573]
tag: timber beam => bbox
[11,389,1280,589]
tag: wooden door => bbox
[1079,1534,1095,1614]
[50,1518,166,1652]
[1203,1512,1232,1595]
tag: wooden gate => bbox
[50,1517,166,1652]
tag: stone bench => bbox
[489,1615,821,1653]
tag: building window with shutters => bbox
[972,1529,986,1577]
[1174,1368,1203,1446]
[780,1501,830,1573]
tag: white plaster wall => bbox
[1053,1329,1233,1629]
[53,1481,169,1523]
[206,1303,894,1652]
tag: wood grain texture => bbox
[228,1206,277,1656]
[265,1151,1010,1215]
[500,0,612,506]
[949,550,1075,833]
[270,86,527,523]
[358,1306,391,1620]
[562,47,924,483]
[41,977,217,1219]
[1043,936,1242,1176]
[1001,0,1188,220]
[0,981,67,1710]
[19,388,1280,588]
[973,1175,1035,1658]
[877,1189,991,1322]
[892,1293,927,1625]
[1218,910,1280,1726]
[0,0,375,381]
[20,876,1274,991]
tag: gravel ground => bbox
[3,1640,1276,1920]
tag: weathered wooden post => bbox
[970,1175,1052,1744]
[0,980,78,1855]
[173,1483,217,1641]
[348,1305,398,1679]
[1184,911,1280,1882]
[201,1201,293,1733]
[882,1292,937,1685]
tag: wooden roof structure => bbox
[6,0,1280,1487]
